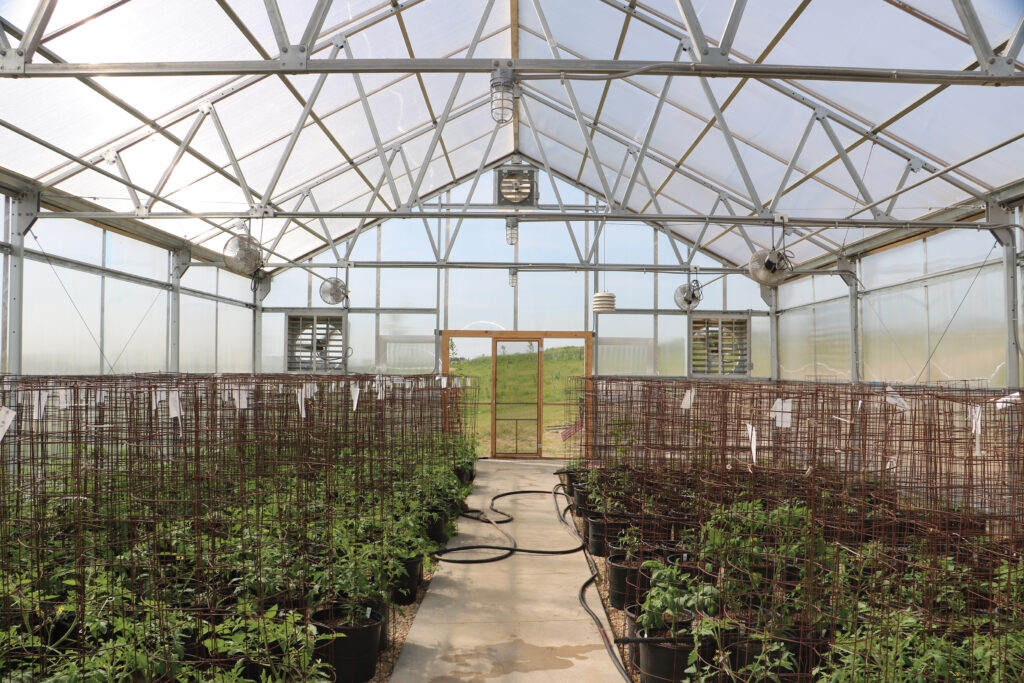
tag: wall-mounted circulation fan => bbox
[319,277,348,306]
[674,279,704,312]
[747,248,794,286]
[223,233,263,276]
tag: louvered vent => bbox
[286,315,347,372]
[689,316,751,377]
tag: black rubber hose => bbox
[432,489,583,564]
[431,481,631,682]
[551,483,632,683]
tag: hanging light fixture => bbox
[490,63,515,125]
[505,216,519,246]
[508,268,518,288]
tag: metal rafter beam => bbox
[17,0,58,63]
[573,4,632,184]
[600,0,987,199]
[951,0,1002,73]
[42,210,1000,230]
[5,58,1024,84]
[301,0,333,51]
[262,0,291,52]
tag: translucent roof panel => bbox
[1,0,1022,271]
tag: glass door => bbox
[492,338,541,457]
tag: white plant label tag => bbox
[33,391,47,420]
[0,407,15,441]
[350,384,360,412]
[745,423,757,464]
[440,376,448,389]
[968,405,982,435]
[57,390,69,410]
[770,398,793,429]
[168,391,182,419]
[681,389,695,411]
[995,392,1021,410]
[466,377,472,387]
[234,389,249,411]
[95,389,106,404]
[296,389,306,418]
[885,387,911,412]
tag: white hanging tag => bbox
[376,377,385,400]
[0,406,15,441]
[994,392,1021,410]
[466,377,472,387]
[681,389,695,411]
[296,388,306,418]
[441,376,448,389]
[57,390,69,410]
[95,389,106,405]
[884,387,911,412]
[33,391,47,420]
[350,384,360,411]
[745,423,757,464]
[968,405,983,435]
[770,398,793,429]
[168,391,182,419]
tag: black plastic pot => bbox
[455,463,476,484]
[427,512,449,544]
[390,557,423,606]
[606,553,641,609]
[624,603,641,671]
[587,516,628,557]
[312,606,383,683]
[638,629,695,683]
[573,484,590,512]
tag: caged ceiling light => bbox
[490,63,515,125]
[506,216,519,246]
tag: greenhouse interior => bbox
[3,0,1024,681]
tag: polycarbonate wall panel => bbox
[658,315,687,376]
[180,295,217,373]
[105,232,168,282]
[778,307,814,380]
[102,280,167,373]
[346,314,376,373]
[926,230,1000,274]
[261,312,286,373]
[750,317,770,379]
[23,261,101,375]
[861,241,925,289]
[861,284,928,384]
[596,314,655,375]
[379,314,436,373]
[926,267,1005,386]
[813,300,851,382]
[30,219,103,266]
[217,304,253,373]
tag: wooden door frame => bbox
[441,330,593,459]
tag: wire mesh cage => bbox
[0,373,477,681]
[568,377,1024,682]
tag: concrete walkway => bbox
[390,459,621,683]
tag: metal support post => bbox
[9,192,38,375]
[989,205,1020,387]
[839,257,860,383]
[253,272,272,372]
[761,285,779,380]
[169,249,190,373]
